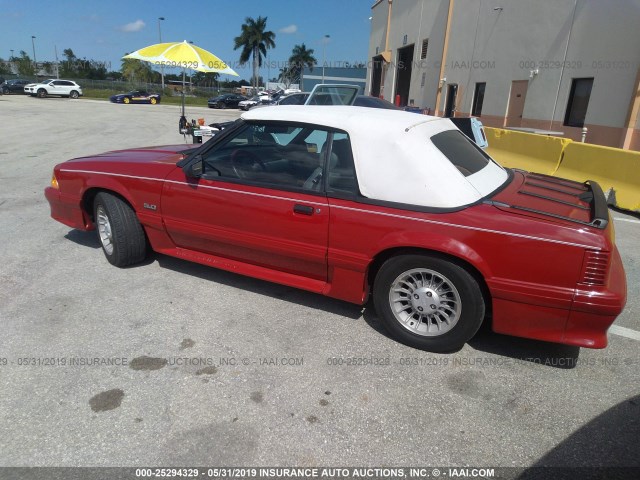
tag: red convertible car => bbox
[44,106,626,352]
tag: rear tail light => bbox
[579,250,610,285]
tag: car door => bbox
[49,81,62,95]
[161,121,331,282]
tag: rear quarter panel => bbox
[326,197,608,343]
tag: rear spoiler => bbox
[581,180,609,229]
[487,172,609,229]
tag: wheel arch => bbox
[365,246,492,313]
[82,187,136,224]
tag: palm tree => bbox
[233,16,276,89]
[278,66,293,88]
[120,57,154,84]
[288,44,316,88]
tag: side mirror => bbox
[185,155,203,177]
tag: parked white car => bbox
[24,79,83,99]
[238,95,262,111]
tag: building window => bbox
[421,39,429,59]
[564,78,594,127]
[471,82,486,117]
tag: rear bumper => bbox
[491,247,627,348]
[44,187,92,230]
[563,247,627,348]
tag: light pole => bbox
[10,49,14,59]
[31,36,37,76]
[188,41,194,91]
[321,35,330,83]
[158,17,165,91]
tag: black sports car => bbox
[110,90,161,104]
[207,94,246,109]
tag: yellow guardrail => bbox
[485,127,640,213]
[485,128,571,176]
[555,142,640,212]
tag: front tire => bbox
[373,254,485,352]
[150,97,157,105]
[123,97,130,104]
[93,192,147,267]
[37,89,47,98]
[217,101,226,109]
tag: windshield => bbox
[305,84,359,106]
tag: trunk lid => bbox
[489,171,609,229]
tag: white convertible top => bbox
[242,106,508,208]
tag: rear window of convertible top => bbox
[430,130,491,177]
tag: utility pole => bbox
[54,45,59,78]
[158,17,165,91]
[31,36,37,76]
[322,35,330,83]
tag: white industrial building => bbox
[367,0,640,149]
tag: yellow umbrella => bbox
[123,40,238,120]
[123,40,238,75]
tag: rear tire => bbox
[69,90,79,99]
[93,192,147,267]
[373,254,485,352]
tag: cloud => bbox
[119,20,145,33]
[279,24,298,34]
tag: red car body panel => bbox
[44,146,627,349]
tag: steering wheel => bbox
[231,149,266,179]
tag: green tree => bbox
[60,48,78,77]
[287,43,316,86]
[233,16,276,89]
[120,57,154,83]
[16,51,34,76]
[192,71,220,88]
[278,66,293,88]
[0,58,11,75]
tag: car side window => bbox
[201,122,328,192]
[326,133,359,195]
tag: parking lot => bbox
[0,94,638,472]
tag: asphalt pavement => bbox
[0,94,638,473]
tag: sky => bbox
[0,0,374,81]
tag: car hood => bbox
[58,145,194,181]
[68,145,188,164]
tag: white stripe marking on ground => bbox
[610,325,640,341]
[613,217,640,224]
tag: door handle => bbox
[293,204,314,216]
